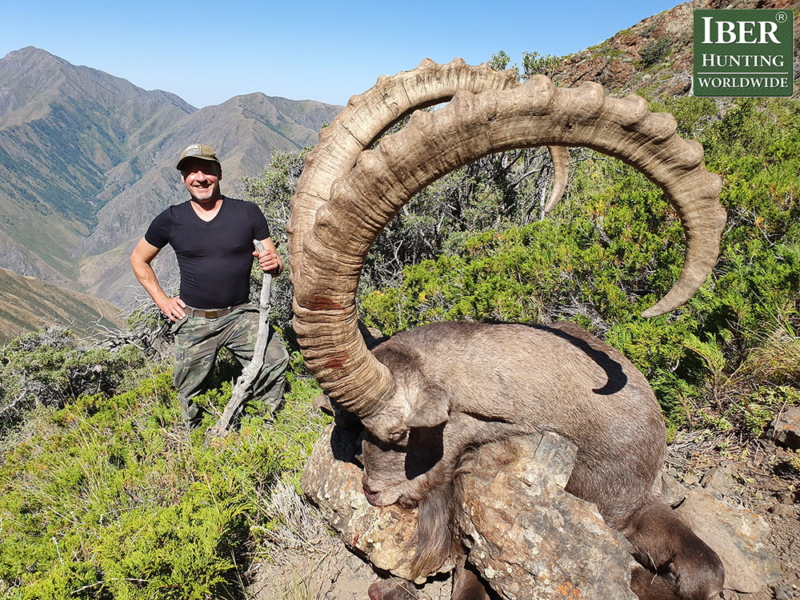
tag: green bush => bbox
[0,360,327,599]
[0,328,147,433]
[639,37,672,68]
[361,96,799,429]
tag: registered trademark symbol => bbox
[775,12,787,23]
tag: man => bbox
[130,143,289,429]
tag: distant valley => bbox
[0,46,341,317]
[0,267,122,344]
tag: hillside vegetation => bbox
[2,86,796,597]
[0,324,328,599]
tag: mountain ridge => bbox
[0,266,123,345]
[0,46,342,312]
[0,46,195,130]
[0,0,795,342]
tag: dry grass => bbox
[738,327,800,389]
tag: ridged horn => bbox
[289,58,567,279]
[290,64,726,422]
[544,145,570,214]
[288,58,519,273]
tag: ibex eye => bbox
[389,429,409,444]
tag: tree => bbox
[243,150,308,331]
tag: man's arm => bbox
[130,237,186,322]
[254,237,283,275]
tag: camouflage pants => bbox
[172,304,289,428]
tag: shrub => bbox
[639,37,672,68]
[0,328,146,434]
[0,359,328,599]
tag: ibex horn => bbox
[290,60,726,420]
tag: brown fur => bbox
[368,579,419,600]
[451,555,494,600]
[359,321,724,600]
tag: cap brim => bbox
[176,156,220,171]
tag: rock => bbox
[455,433,638,600]
[675,488,782,594]
[770,407,800,450]
[662,472,688,507]
[305,426,777,600]
[774,584,792,600]
[302,426,638,598]
[246,480,394,600]
[683,472,701,486]
[767,503,795,517]
[301,424,441,582]
[701,463,739,498]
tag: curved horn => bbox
[291,65,726,422]
[288,58,518,271]
[289,58,566,278]
[544,145,570,214]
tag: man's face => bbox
[181,159,222,202]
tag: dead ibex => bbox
[290,59,727,600]
[361,321,724,600]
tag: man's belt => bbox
[184,303,248,319]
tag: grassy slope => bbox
[0,361,328,599]
[0,267,123,344]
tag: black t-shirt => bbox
[145,197,270,308]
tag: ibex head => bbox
[289,58,726,441]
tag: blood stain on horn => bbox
[325,353,350,371]
[307,297,345,311]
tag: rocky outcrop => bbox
[303,423,787,599]
[676,490,780,594]
[454,434,637,599]
[770,407,800,450]
[303,427,638,597]
[550,0,798,98]
[302,424,446,582]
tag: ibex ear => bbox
[406,383,450,429]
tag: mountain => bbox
[0,48,195,287]
[548,0,798,96]
[1,0,795,342]
[0,47,342,310]
[0,267,123,345]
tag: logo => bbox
[693,9,794,97]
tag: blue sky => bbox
[1,0,681,108]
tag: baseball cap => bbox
[176,144,221,171]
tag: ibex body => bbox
[360,320,724,600]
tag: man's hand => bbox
[157,295,187,322]
[254,238,283,275]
